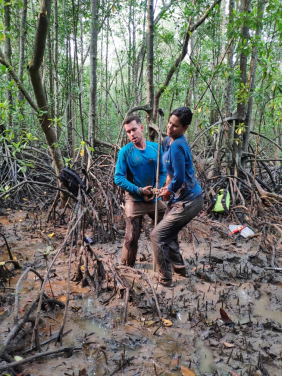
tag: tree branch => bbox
[250,130,282,153]
[0,180,78,201]
[0,49,37,111]
[126,105,152,116]
[153,0,222,119]
[0,347,81,371]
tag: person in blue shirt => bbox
[114,115,167,266]
[151,107,203,287]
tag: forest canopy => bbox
[0,0,281,197]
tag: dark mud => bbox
[0,209,282,376]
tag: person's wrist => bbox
[139,187,143,195]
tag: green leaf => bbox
[276,84,282,94]
[14,355,23,361]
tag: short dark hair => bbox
[170,107,193,127]
[123,115,142,126]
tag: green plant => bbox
[38,246,56,260]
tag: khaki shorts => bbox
[124,196,166,218]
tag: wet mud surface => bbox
[0,209,282,375]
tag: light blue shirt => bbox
[115,141,167,202]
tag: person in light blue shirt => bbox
[114,115,167,266]
[151,107,203,287]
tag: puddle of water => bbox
[78,295,150,356]
[229,286,282,325]
[177,311,189,323]
[196,339,216,373]
[252,291,282,325]
[76,317,113,339]
[124,344,145,357]
[190,282,282,326]
[81,295,97,314]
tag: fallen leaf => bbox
[171,356,179,368]
[181,365,195,376]
[162,318,172,327]
[71,306,82,312]
[80,149,84,157]
[220,308,232,322]
[223,342,235,348]
[145,320,155,327]
[0,262,5,266]
[0,307,8,316]
[14,355,23,361]
[23,198,28,201]
[48,233,55,238]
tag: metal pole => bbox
[153,108,164,272]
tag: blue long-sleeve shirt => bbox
[115,141,167,202]
[162,135,202,203]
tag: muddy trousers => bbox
[121,200,166,267]
[150,194,204,284]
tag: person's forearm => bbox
[166,175,172,187]
[114,175,142,196]
[168,178,184,194]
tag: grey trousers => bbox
[150,194,204,283]
[121,199,166,266]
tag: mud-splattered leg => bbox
[121,215,142,266]
[151,195,204,284]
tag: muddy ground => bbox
[0,208,282,376]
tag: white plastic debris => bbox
[228,225,255,238]
[240,226,255,238]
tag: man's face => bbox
[124,120,144,145]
